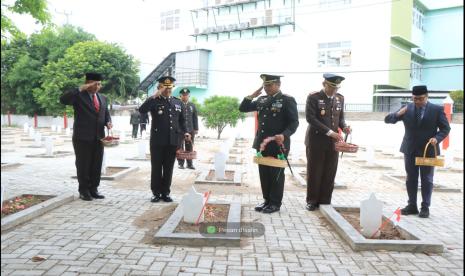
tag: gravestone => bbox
[214,152,227,180]
[23,123,29,134]
[28,127,35,138]
[138,141,147,159]
[45,137,53,157]
[34,133,42,147]
[182,186,205,224]
[360,193,383,238]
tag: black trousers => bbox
[140,123,147,135]
[72,139,104,193]
[177,133,195,167]
[258,165,285,207]
[150,144,177,196]
[404,153,434,208]
[306,144,339,205]
[132,124,139,138]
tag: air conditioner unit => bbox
[250,17,257,26]
[415,48,425,57]
[194,28,199,34]
[240,22,249,28]
[284,17,292,23]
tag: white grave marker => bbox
[360,193,383,238]
[182,186,205,224]
[45,137,53,156]
[214,152,227,180]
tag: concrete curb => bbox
[194,169,242,185]
[319,205,444,253]
[154,200,241,247]
[383,173,462,193]
[1,193,75,233]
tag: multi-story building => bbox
[138,0,463,111]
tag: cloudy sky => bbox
[8,0,201,80]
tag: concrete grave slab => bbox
[26,151,74,158]
[72,166,139,181]
[292,169,347,189]
[349,159,394,170]
[1,193,75,233]
[154,200,241,247]
[126,153,151,161]
[382,173,461,193]
[319,205,444,253]
[195,169,242,185]
[1,162,22,170]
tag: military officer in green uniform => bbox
[305,73,351,211]
[239,74,299,214]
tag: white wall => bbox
[191,0,393,106]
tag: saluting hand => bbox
[152,87,165,99]
[249,86,263,98]
[396,106,407,117]
[79,82,95,92]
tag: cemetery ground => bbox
[1,119,463,275]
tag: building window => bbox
[317,41,351,67]
[160,9,181,31]
[412,4,425,31]
[410,59,423,80]
[319,0,351,8]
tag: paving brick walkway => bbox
[1,125,463,275]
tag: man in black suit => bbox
[239,74,299,214]
[305,73,351,211]
[385,85,450,218]
[177,88,199,170]
[139,76,189,203]
[60,72,112,201]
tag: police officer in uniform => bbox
[139,76,189,202]
[177,88,199,170]
[305,73,351,211]
[239,74,299,214]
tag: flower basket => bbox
[415,141,444,167]
[101,130,119,147]
[253,156,287,168]
[176,150,197,160]
[334,141,359,153]
[253,136,287,168]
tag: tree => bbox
[449,90,463,113]
[1,0,51,39]
[1,25,95,115]
[201,95,245,139]
[35,40,140,115]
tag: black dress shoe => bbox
[79,192,93,201]
[306,203,319,211]
[262,205,280,214]
[161,194,173,202]
[151,195,161,202]
[401,205,419,215]
[187,165,195,170]
[90,191,105,199]
[178,165,185,169]
[419,207,429,218]
[254,202,269,212]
